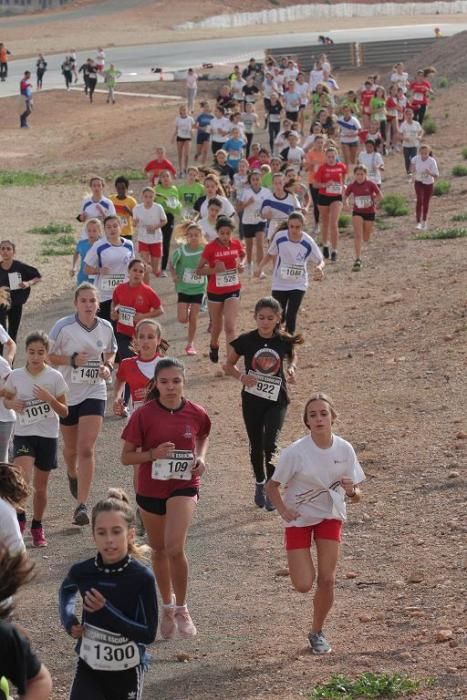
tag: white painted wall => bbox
[176,2,467,30]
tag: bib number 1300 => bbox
[79,624,139,672]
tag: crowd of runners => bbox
[1,49,443,699]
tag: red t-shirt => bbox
[144,158,177,185]
[116,354,160,406]
[112,282,161,337]
[121,398,211,498]
[360,89,374,114]
[247,156,261,169]
[409,80,431,106]
[345,180,380,214]
[202,238,245,294]
[316,162,347,197]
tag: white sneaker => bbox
[422,221,428,230]
[415,222,422,230]
[258,271,266,280]
[160,601,177,639]
[245,262,252,277]
[175,605,197,638]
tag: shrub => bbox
[422,117,437,135]
[433,179,451,196]
[452,165,467,177]
[28,223,74,235]
[437,76,449,89]
[381,194,409,217]
[338,213,351,229]
[461,147,467,160]
[415,227,467,240]
[0,170,44,187]
[310,672,432,698]
[451,213,467,221]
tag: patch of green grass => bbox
[0,170,45,187]
[462,147,467,160]
[376,219,393,231]
[433,179,451,196]
[338,213,351,229]
[452,165,467,177]
[422,117,437,135]
[310,672,432,699]
[41,233,76,257]
[415,227,467,240]
[28,223,74,235]
[106,169,146,182]
[437,76,449,89]
[381,194,409,217]
[451,212,467,221]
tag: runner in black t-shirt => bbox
[224,296,303,510]
[0,240,41,343]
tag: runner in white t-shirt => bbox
[0,353,15,462]
[173,104,195,178]
[133,187,167,280]
[48,283,117,528]
[358,140,385,185]
[4,331,68,548]
[266,392,365,655]
[236,171,269,276]
[78,176,116,240]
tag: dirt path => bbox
[4,77,467,699]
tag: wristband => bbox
[104,361,114,372]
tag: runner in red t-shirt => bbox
[121,357,211,640]
[196,216,245,363]
[408,70,432,125]
[314,147,347,262]
[359,80,375,128]
[344,165,382,272]
[144,146,177,185]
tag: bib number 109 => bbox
[151,450,194,481]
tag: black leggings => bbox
[268,121,280,152]
[245,132,253,157]
[413,104,427,124]
[63,70,73,88]
[70,659,144,700]
[242,393,287,483]
[272,289,306,334]
[309,185,320,225]
[403,146,417,175]
[161,212,174,271]
[0,304,23,342]
[88,77,97,102]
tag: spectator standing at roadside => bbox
[96,47,105,73]
[36,53,47,90]
[103,64,122,104]
[0,43,11,82]
[186,68,198,113]
[19,71,33,129]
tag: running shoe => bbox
[254,482,265,508]
[175,605,197,638]
[422,221,428,230]
[330,251,338,263]
[209,344,219,363]
[308,631,332,654]
[73,503,90,526]
[322,245,330,259]
[258,271,266,280]
[264,493,276,512]
[67,473,78,499]
[416,222,422,230]
[121,406,130,419]
[31,526,48,548]
[352,258,362,272]
[160,270,168,278]
[185,344,197,356]
[160,602,177,640]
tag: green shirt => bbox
[261,172,273,190]
[177,182,205,212]
[370,97,386,121]
[171,244,206,296]
[154,184,182,215]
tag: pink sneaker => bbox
[185,344,197,356]
[31,526,48,548]
[159,603,176,640]
[175,605,197,638]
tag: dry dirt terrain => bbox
[1,61,466,699]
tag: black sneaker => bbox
[254,483,265,508]
[330,250,337,262]
[73,503,89,526]
[67,473,78,500]
[264,494,276,512]
[322,245,330,259]
[352,258,362,272]
[209,345,219,363]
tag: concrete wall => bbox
[176,2,467,30]
[0,0,72,13]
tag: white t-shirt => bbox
[209,117,231,143]
[282,146,305,167]
[400,120,423,148]
[268,231,323,292]
[309,69,324,91]
[186,73,198,89]
[284,67,299,82]
[390,71,409,92]
[133,203,166,244]
[411,155,439,185]
[274,434,365,527]
[79,196,116,240]
[49,315,117,405]
[231,78,246,100]
[338,115,362,144]
[199,217,218,242]
[5,366,68,438]
[84,238,134,302]
[199,195,235,219]
[261,192,301,240]
[296,82,310,106]
[0,355,15,423]
[175,115,195,139]
[240,187,269,225]
[0,499,25,554]
[358,151,385,185]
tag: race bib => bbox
[8,272,22,290]
[215,269,239,287]
[179,128,192,139]
[280,264,305,280]
[100,274,125,292]
[118,216,129,228]
[79,624,139,672]
[245,371,282,402]
[151,450,194,481]
[269,114,281,123]
[326,183,342,195]
[18,399,51,426]
[118,306,136,327]
[71,361,101,384]
[166,196,180,210]
[355,196,372,209]
[413,92,424,101]
[183,269,204,285]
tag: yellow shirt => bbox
[109,194,137,237]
